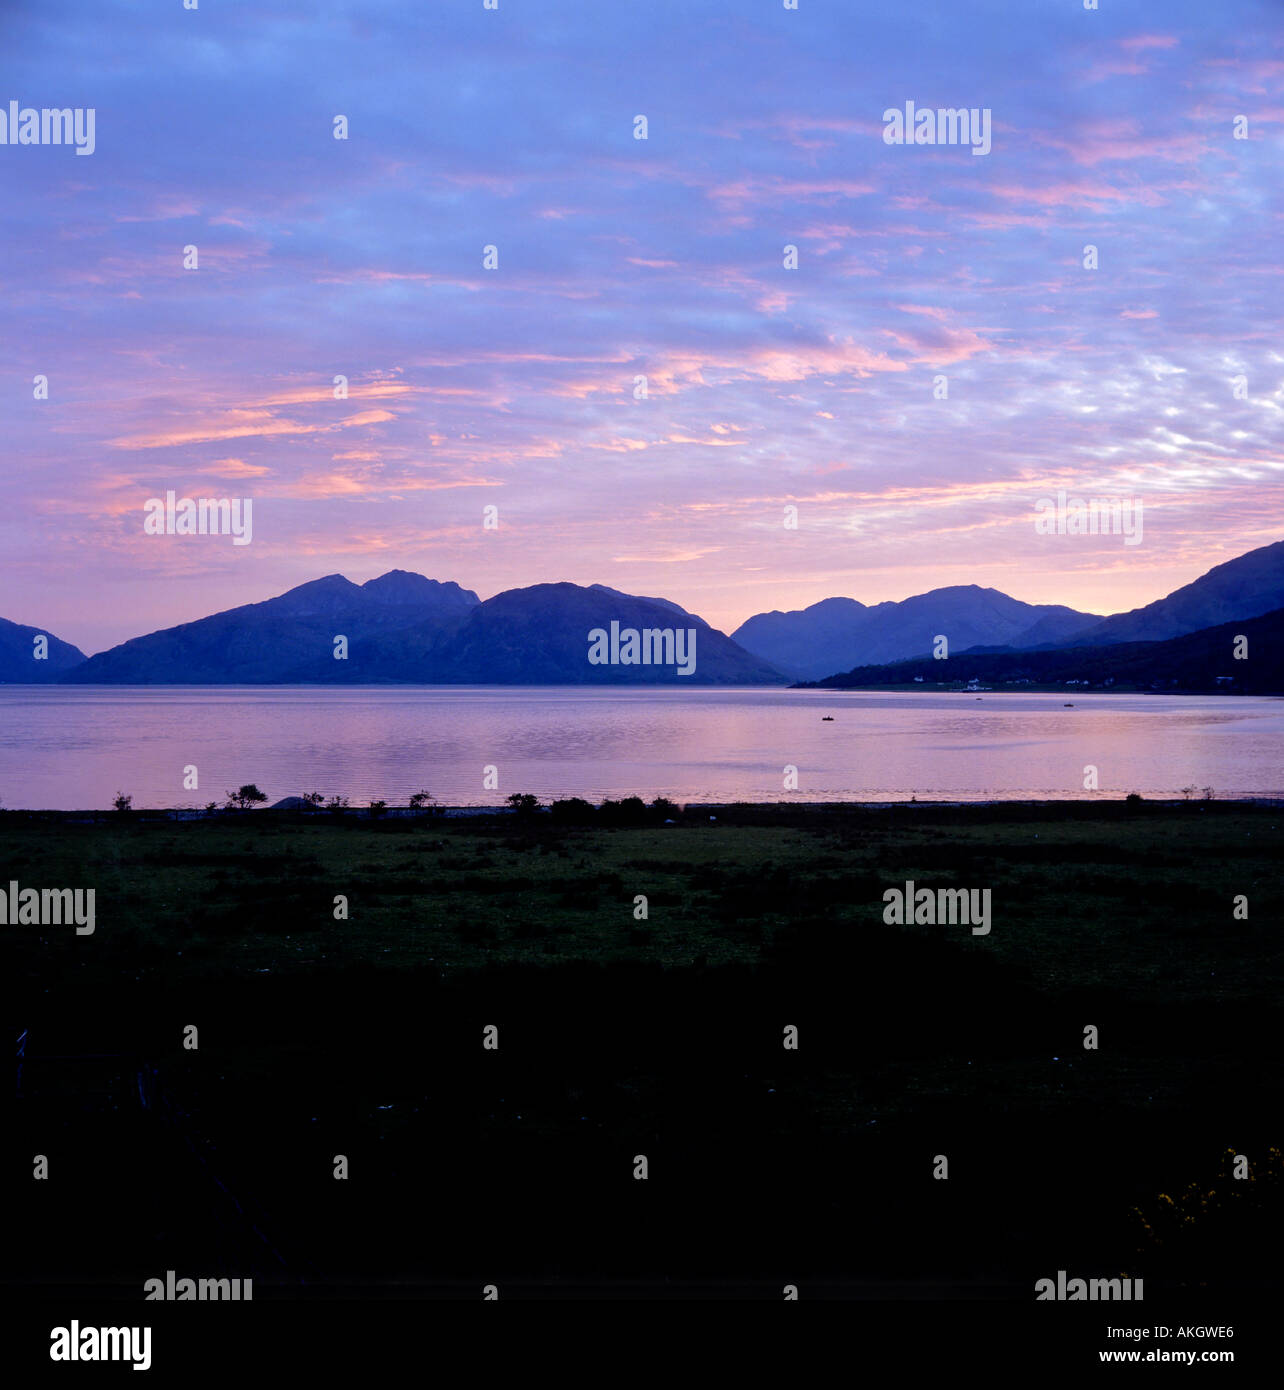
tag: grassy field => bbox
[6,801,1282,1295]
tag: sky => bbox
[2,0,1283,655]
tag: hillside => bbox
[803,607,1284,694]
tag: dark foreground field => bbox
[5,800,1282,1299]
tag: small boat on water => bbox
[1064,703,1074,707]
[821,715,834,721]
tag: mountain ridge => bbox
[5,538,1282,685]
[1053,540,1284,647]
[800,606,1284,695]
[733,584,1097,680]
[57,574,783,686]
[0,616,88,683]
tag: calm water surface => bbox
[0,686,1280,809]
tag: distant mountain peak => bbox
[284,573,359,595]
[733,586,1097,681]
[0,615,87,682]
[1061,537,1284,647]
[806,596,868,613]
[367,568,422,583]
[588,583,708,626]
[362,571,480,606]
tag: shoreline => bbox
[2,681,1280,696]
[4,795,1282,821]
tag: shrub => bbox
[225,784,268,811]
[600,796,648,826]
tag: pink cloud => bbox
[1120,34,1180,52]
[204,457,270,478]
[706,176,877,206]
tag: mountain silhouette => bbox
[734,586,1094,680]
[9,538,1283,686]
[0,617,86,682]
[63,573,479,683]
[1053,539,1284,647]
[58,575,782,684]
[804,606,1284,695]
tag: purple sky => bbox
[3,0,1283,655]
